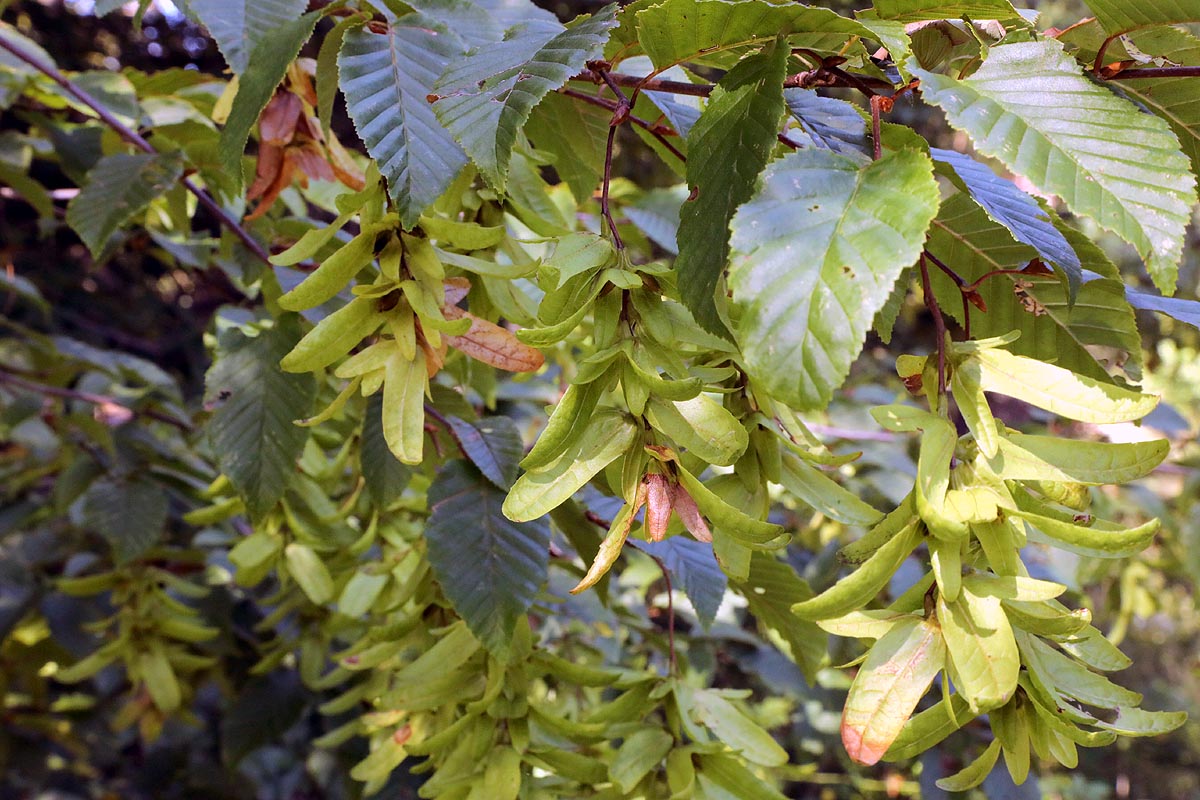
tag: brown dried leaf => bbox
[442,306,544,373]
[443,276,471,306]
[259,91,302,146]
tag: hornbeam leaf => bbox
[883,694,974,760]
[1061,24,1200,179]
[991,433,1169,486]
[729,147,939,410]
[205,318,316,520]
[692,689,788,766]
[66,153,183,256]
[217,12,319,193]
[427,461,551,655]
[784,89,871,157]
[633,0,874,69]
[912,41,1197,294]
[339,17,470,229]
[638,537,727,630]
[1083,0,1200,34]
[188,0,308,74]
[433,5,619,190]
[931,147,1081,296]
[735,553,827,682]
[841,617,946,765]
[444,414,524,490]
[80,476,167,564]
[675,42,787,336]
[872,0,1021,22]
[926,194,1141,383]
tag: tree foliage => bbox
[2,0,1200,797]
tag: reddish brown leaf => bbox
[669,483,712,543]
[291,142,336,184]
[442,306,544,373]
[645,473,672,542]
[443,277,471,306]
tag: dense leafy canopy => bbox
[2,0,1200,797]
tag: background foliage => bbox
[1,0,1200,798]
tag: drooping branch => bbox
[0,368,193,432]
[0,32,271,270]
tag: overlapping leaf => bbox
[913,41,1197,294]
[871,0,1021,22]
[339,17,469,228]
[426,461,551,654]
[433,5,618,189]
[189,0,308,74]
[927,193,1140,381]
[676,43,788,336]
[632,0,873,69]
[728,147,939,410]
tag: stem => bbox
[644,551,678,676]
[963,268,1031,293]
[0,32,271,270]
[923,250,973,338]
[590,66,633,251]
[1092,32,1121,74]
[570,67,892,99]
[918,254,948,399]
[0,369,193,431]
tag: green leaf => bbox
[778,453,884,527]
[841,617,946,765]
[1094,706,1188,737]
[735,553,827,681]
[938,585,1020,712]
[444,414,524,490]
[883,693,974,760]
[66,152,183,256]
[931,147,1081,295]
[205,318,316,519]
[912,41,1197,294]
[872,0,1020,23]
[1083,0,1200,34]
[935,739,1002,792]
[784,88,871,157]
[639,537,727,630]
[222,673,306,766]
[278,222,388,311]
[433,5,619,189]
[791,520,922,620]
[427,461,551,654]
[189,0,308,74]
[644,394,747,467]
[972,348,1159,423]
[503,410,637,522]
[382,349,427,465]
[217,12,319,193]
[632,0,873,69]
[609,728,674,792]
[692,689,788,766]
[80,476,167,563]
[695,753,789,800]
[339,17,469,229]
[284,543,335,604]
[991,433,1169,486]
[1013,507,1160,559]
[675,41,788,336]
[729,147,939,410]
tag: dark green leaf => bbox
[676,42,789,336]
[65,152,183,256]
[427,461,551,655]
[221,672,307,765]
[445,414,524,490]
[433,5,618,189]
[80,476,167,563]
[735,553,826,682]
[1083,0,1200,34]
[217,12,319,194]
[339,16,469,228]
[205,318,316,520]
[189,0,309,74]
[638,537,727,630]
[524,90,609,202]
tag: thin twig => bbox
[1104,65,1200,80]
[962,268,1031,293]
[589,65,633,251]
[558,87,685,162]
[923,250,973,338]
[1092,32,1121,74]
[0,369,193,431]
[917,254,948,400]
[0,33,271,270]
